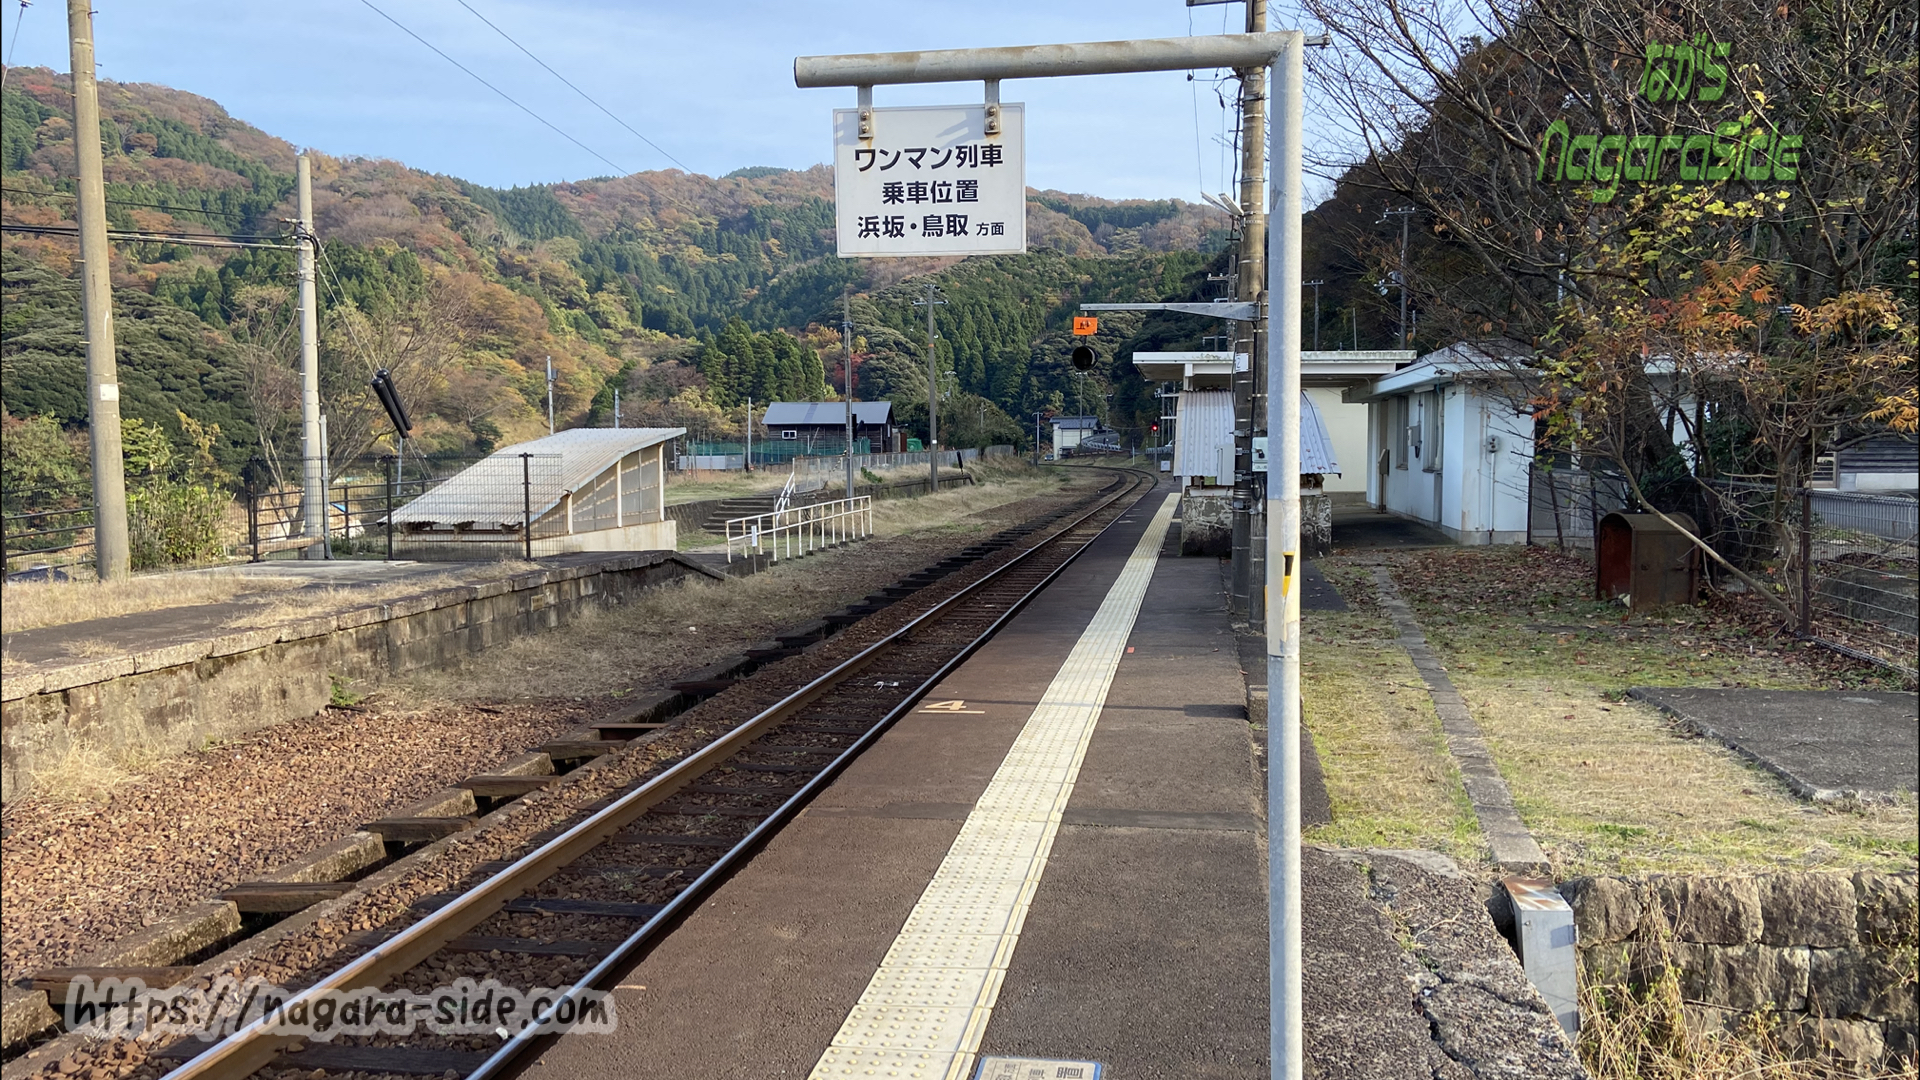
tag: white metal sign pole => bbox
[1266,29,1306,1080]
[796,34,1307,1078]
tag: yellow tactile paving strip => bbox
[811,493,1180,1080]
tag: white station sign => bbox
[833,103,1026,257]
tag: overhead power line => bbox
[1,222,297,249]
[357,0,632,178]
[454,0,691,173]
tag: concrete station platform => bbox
[516,480,1575,1080]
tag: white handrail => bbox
[725,495,873,563]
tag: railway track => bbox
[133,465,1154,1080]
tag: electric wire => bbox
[25,190,252,220]
[453,0,690,173]
[1,0,29,92]
[357,0,631,178]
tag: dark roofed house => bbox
[760,402,896,453]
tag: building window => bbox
[781,430,798,440]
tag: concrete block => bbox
[488,752,555,777]
[1672,942,1809,1011]
[134,639,215,673]
[1760,873,1859,947]
[1652,874,1763,944]
[1787,1016,1889,1065]
[1562,876,1645,944]
[1854,871,1918,950]
[276,616,336,644]
[331,605,387,631]
[391,787,478,819]
[76,901,240,968]
[1,671,48,701]
[1505,878,1580,1034]
[255,832,386,884]
[384,594,441,620]
[39,656,135,695]
[203,628,277,659]
[472,578,511,600]
[1809,948,1917,1022]
[1,987,59,1049]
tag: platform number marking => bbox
[920,699,986,714]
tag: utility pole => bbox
[1381,206,1416,351]
[913,282,945,490]
[1306,280,1324,352]
[295,153,325,559]
[744,396,753,472]
[67,0,129,580]
[1230,0,1270,627]
[612,388,620,428]
[546,356,555,434]
[1268,32,1307,1078]
[843,285,856,498]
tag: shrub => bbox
[128,480,230,569]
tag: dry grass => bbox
[1299,564,1485,864]
[398,550,881,702]
[1578,943,1918,1080]
[403,464,1093,703]
[664,471,789,505]
[26,741,136,804]
[1460,676,1918,875]
[217,567,534,630]
[1,572,311,635]
[867,466,1080,538]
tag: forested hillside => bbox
[1,68,1232,485]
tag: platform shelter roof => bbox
[391,427,683,530]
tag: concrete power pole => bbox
[295,154,325,558]
[67,0,130,580]
[913,283,945,489]
[842,286,856,498]
[1231,0,1270,627]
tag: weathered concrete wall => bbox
[1180,490,1233,557]
[0,552,712,801]
[1563,871,1918,1067]
[1303,489,1332,558]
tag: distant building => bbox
[1830,434,1919,494]
[1049,415,1100,456]
[761,402,896,453]
[391,428,683,553]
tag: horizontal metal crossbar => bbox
[795,32,1304,87]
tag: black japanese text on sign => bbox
[834,104,1026,258]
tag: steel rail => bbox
[157,466,1152,1080]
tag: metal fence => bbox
[725,496,873,563]
[1525,462,1917,670]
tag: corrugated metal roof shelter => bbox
[393,428,684,554]
[762,402,894,427]
[1173,391,1335,484]
[1300,392,1339,475]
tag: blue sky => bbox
[3,0,1319,201]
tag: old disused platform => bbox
[516,482,1580,1079]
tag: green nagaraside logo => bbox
[1537,35,1802,203]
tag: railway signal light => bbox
[1070,344,1096,371]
